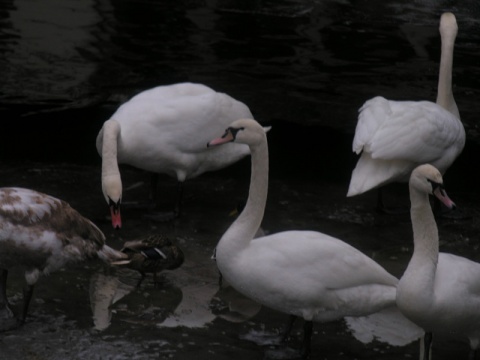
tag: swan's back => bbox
[217,230,398,321]
[434,253,480,320]
[97,83,253,179]
[348,96,465,196]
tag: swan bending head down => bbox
[96,83,259,228]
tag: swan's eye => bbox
[427,179,443,193]
[230,126,245,140]
[108,197,121,208]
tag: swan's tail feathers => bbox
[347,153,412,197]
[98,245,129,263]
[344,307,424,346]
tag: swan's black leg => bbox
[20,284,34,324]
[376,188,386,213]
[281,315,297,342]
[468,348,477,360]
[301,320,313,359]
[423,332,433,360]
[150,173,159,206]
[0,270,19,332]
[136,271,147,288]
[174,181,184,217]
[376,187,409,215]
[0,270,9,308]
[0,270,13,317]
[143,177,182,222]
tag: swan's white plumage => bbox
[348,13,464,197]
[96,82,258,226]
[210,119,422,352]
[96,82,253,180]
[397,165,480,355]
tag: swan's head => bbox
[102,174,122,229]
[410,164,456,209]
[439,12,457,40]
[207,119,266,148]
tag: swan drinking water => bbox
[96,82,257,228]
[208,119,422,358]
[347,13,464,209]
[397,164,480,359]
[0,187,127,331]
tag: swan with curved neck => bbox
[97,82,257,228]
[347,13,464,204]
[397,164,480,359]
[208,119,422,357]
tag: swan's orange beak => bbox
[433,186,456,210]
[110,206,122,229]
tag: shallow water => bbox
[0,161,479,359]
[1,1,480,359]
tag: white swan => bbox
[208,119,422,358]
[347,13,464,203]
[397,164,480,359]
[96,82,258,228]
[0,187,127,331]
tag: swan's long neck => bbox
[218,137,269,256]
[436,25,459,119]
[398,187,439,302]
[101,119,122,194]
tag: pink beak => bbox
[207,130,234,147]
[433,186,456,210]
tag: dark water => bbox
[1,0,480,151]
[1,1,480,359]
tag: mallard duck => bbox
[114,234,184,287]
[0,187,127,331]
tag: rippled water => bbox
[1,0,479,134]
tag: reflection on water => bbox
[89,257,261,331]
[90,272,135,331]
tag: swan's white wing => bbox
[352,96,392,154]
[354,98,464,164]
[103,83,256,178]
[369,101,464,162]
[247,231,397,289]
[345,307,424,346]
[227,230,398,317]
[435,253,480,304]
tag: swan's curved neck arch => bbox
[218,137,269,256]
[436,21,459,119]
[101,119,121,178]
[399,186,439,300]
